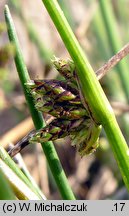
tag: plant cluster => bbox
[9,58,101,158]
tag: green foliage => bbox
[0,170,15,200]
[41,0,129,191]
[4,4,75,200]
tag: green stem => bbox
[0,159,40,200]
[4,5,75,200]
[0,146,44,199]
[14,152,46,199]
[0,169,16,200]
[41,0,129,190]
[99,0,129,102]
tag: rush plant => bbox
[35,0,129,191]
[4,0,129,199]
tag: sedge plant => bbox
[4,0,129,197]
[40,0,129,191]
[4,5,75,200]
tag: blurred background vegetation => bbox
[0,0,129,199]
